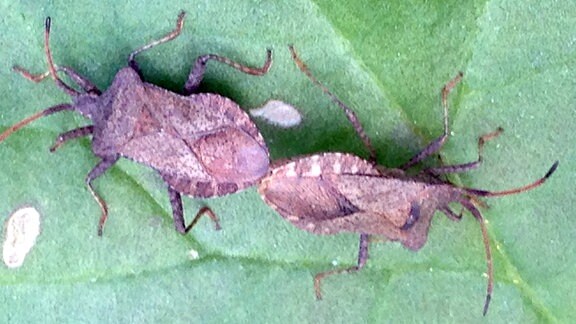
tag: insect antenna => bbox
[0,104,74,143]
[463,161,559,197]
[458,198,493,316]
[455,160,558,315]
[1,17,80,143]
[43,18,80,96]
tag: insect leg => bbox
[426,127,503,175]
[128,11,186,74]
[168,188,221,234]
[185,207,221,232]
[439,206,463,221]
[401,72,463,170]
[314,233,369,299]
[86,155,120,236]
[183,49,272,95]
[50,125,94,152]
[168,188,185,233]
[458,198,493,316]
[288,45,377,163]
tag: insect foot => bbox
[257,46,558,315]
[2,12,272,236]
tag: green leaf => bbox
[0,0,574,322]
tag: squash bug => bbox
[257,46,558,315]
[1,12,272,236]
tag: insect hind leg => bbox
[314,233,369,299]
[168,187,221,234]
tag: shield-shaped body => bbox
[91,68,270,198]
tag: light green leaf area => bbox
[0,1,574,322]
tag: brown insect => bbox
[258,46,558,315]
[1,12,272,236]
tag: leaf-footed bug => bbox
[257,46,558,315]
[1,12,273,236]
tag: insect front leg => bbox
[401,72,463,170]
[127,11,186,76]
[50,125,94,152]
[183,49,272,95]
[288,46,377,162]
[426,127,503,175]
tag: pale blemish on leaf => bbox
[3,206,41,269]
[188,248,199,260]
[250,100,302,128]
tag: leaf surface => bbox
[0,0,574,322]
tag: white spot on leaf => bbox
[250,100,302,128]
[3,207,41,269]
[188,249,199,260]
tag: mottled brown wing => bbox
[259,152,451,250]
[260,175,360,222]
[259,152,377,231]
[94,71,268,198]
[330,174,443,250]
